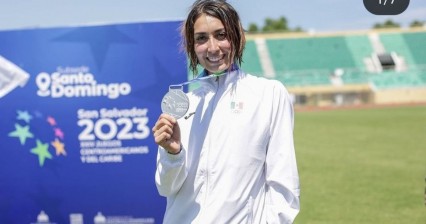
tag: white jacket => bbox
[156,69,300,224]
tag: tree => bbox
[409,20,424,28]
[246,16,303,33]
[373,19,400,29]
[262,16,289,32]
[293,26,304,32]
[248,23,259,33]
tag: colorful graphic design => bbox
[0,21,186,223]
[8,110,66,167]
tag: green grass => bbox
[294,105,426,224]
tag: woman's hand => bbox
[152,113,181,154]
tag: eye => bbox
[216,31,227,41]
[195,34,208,44]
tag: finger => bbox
[155,120,174,134]
[152,121,171,137]
[155,132,172,145]
[153,121,174,139]
[154,114,175,131]
[159,113,176,124]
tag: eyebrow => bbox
[194,28,226,35]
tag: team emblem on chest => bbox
[230,100,244,114]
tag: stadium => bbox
[241,27,426,108]
[237,27,426,223]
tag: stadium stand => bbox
[241,40,263,77]
[266,36,356,71]
[241,28,426,106]
[403,32,426,65]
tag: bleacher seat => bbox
[241,40,263,76]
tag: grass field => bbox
[293,105,426,224]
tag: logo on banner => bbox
[31,210,57,224]
[36,66,131,99]
[8,110,67,167]
[78,107,151,164]
[69,214,84,224]
[0,55,30,98]
[93,211,155,224]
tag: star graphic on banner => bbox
[54,128,64,139]
[17,110,33,123]
[8,123,34,145]
[31,139,52,167]
[47,116,56,126]
[51,138,66,156]
[53,26,137,69]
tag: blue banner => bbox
[0,21,187,224]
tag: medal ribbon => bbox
[169,64,239,90]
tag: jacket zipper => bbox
[203,76,221,212]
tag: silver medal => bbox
[161,87,189,119]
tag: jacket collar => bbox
[198,64,243,91]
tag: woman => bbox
[152,0,300,223]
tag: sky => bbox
[0,0,425,32]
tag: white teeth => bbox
[209,57,221,62]
[208,55,223,62]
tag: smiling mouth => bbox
[207,54,225,63]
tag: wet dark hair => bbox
[182,0,246,75]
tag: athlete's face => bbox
[193,14,232,74]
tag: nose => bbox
[207,37,219,53]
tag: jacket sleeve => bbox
[265,81,300,223]
[155,145,188,197]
